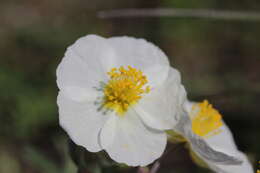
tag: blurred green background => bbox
[0,0,259,172]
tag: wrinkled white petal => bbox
[135,68,186,130]
[100,108,167,166]
[183,101,194,116]
[205,123,254,173]
[61,86,100,102]
[207,151,253,173]
[107,36,169,88]
[57,92,108,152]
[99,113,117,149]
[206,123,237,155]
[68,35,117,73]
[57,35,114,101]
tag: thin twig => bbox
[136,162,160,173]
[97,8,260,21]
[137,167,149,173]
[150,162,160,173]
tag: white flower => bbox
[181,100,253,173]
[56,35,186,166]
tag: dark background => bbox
[0,0,259,172]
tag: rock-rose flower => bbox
[56,35,186,166]
[180,100,253,173]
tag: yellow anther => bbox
[103,66,150,116]
[191,100,223,138]
[145,86,151,93]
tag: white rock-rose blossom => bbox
[56,35,186,166]
[182,100,253,173]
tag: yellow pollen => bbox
[103,66,150,116]
[191,100,223,138]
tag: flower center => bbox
[103,66,150,116]
[191,100,223,138]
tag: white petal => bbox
[68,35,117,73]
[205,123,254,173]
[107,36,170,87]
[61,86,100,102]
[100,108,167,166]
[205,122,238,155]
[57,91,109,152]
[135,68,186,130]
[99,113,117,149]
[207,152,253,173]
[183,100,194,115]
[57,35,115,101]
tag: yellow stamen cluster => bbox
[103,66,150,116]
[191,100,223,138]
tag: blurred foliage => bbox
[0,0,259,172]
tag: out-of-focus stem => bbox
[98,8,260,21]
